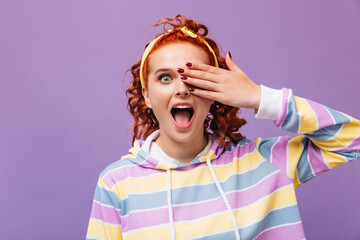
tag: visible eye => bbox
[158,74,172,83]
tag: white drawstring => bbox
[166,158,240,240]
[167,169,176,240]
[206,157,241,240]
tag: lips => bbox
[171,102,195,129]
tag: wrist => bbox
[254,85,283,120]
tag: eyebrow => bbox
[154,68,175,75]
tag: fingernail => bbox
[181,75,187,80]
[228,51,232,59]
[189,87,194,92]
[177,68,184,73]
[186,62,192,67]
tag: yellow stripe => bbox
[120,141,141,160]
[287,136,305,180]
[123,224,171,240]
[98,176,112,190]
[86,219,123,240]
[157,161,177,169]
[294,96,318,134]
[322,149,347,169]
[293,170,302,188]
[312,120,360,151]
[98,176,124,201]
[122,185,296,239]
[115,151,262,198]
[177,185,296,239]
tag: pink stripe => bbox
[255,222,305,240]
[178,140,257,171]
[306,98,335,129]
[213,140,257,166]
[227,171,293,209]
[271,136,289,175]
[308,141,330,175]
[173,197,226,222]
[91,201,121,225]
[345,136,360,151]
[211,141,224,156]
[274,88,291,127]
[122,171,292,231]
[173,171,291,222]
[122,207,169,232]
[103,164,163,188]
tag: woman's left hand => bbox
[180,52,261,110]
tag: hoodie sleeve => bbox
[255,86,360,188]
[86,176,123,240]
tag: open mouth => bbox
[171,105,194,126]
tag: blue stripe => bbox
[93,185,122,210]
[335,150,357,162]
[325,106,350,125]
[305,124,343,140]
[281,92,300,133]
[296,138,314,183]
[100,158,136,177]
[120,160,280,214]
[257,136,281,162]
[192,204,302,240]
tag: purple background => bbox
[1,0,360,239]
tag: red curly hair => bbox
[126,14,247,147]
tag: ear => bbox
[142,87,152,108]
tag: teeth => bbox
[174,105,192,109]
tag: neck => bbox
[155,132,208,164]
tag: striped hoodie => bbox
[86,87,360,240]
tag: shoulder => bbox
[97,147,142,188]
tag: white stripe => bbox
[253,220,303,239]
[305,140,315,176]
[93,200,121,212]
[269,137,281,165]
[110,150,259,190]
[305,99,319,130]
[286,139,290,177]
[331,124,360,152]
[124,162,279,215]
[232,183,294,213]
[320,148,331,170]
[89,218,121,227]
[125,169,282,217]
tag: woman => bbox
[86,15,360,240]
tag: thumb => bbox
[225,51,243,73]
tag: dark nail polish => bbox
[177,68,184,73]
[189,87,195,92]
[228,51,232,59]
[181,75,187,80]
[186,62,192,67]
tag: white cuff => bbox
[254,85,283,120]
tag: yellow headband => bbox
[139,26,219,87]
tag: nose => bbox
[175,78,190,97]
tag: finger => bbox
[182,77,219,92]
[185,61,223,75]
[189,87,219,101]
[181,68,219,83]
[225,52,245,73]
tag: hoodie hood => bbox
[127,130,224,170]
